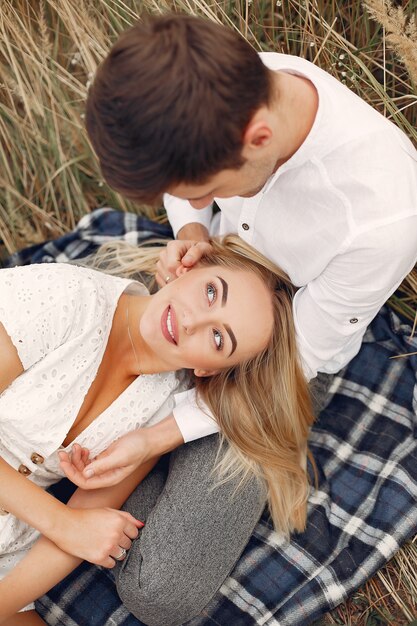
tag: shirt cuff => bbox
[172,388,219,443]
[163,193,213,238]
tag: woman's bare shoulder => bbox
[0,321,24,394]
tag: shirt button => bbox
[241,223,250,231]
[350,318,359,324]
[18,464,32,476]
[31,452,45,465]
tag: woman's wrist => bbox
[0,456,71,544]
[41,498,74,545]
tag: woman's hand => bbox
[54,506,144,568]
[59,432,151,490]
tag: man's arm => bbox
[176,222,210,241]
[171,387,219,442]
[61,414,186,488]
[163,193,213,238]
[294,217,417,380]
[62,394,220,489]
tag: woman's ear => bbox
[194,368,220,378]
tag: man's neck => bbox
[271,70,318,170]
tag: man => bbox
[65,13,417,625]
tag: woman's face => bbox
[139,265,274,376]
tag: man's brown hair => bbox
[86,14,272,204]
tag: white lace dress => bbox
[0,263,185,609]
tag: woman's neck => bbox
[110,293,148,376]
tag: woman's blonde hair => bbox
[94,235,315,537]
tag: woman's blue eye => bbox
[207,283,217,304]
[213,328,223,350]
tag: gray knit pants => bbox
[115,373,333,626]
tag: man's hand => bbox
[59,434,149,490]
[155,222,212,287]
[59,416,185,489]
[155,239,213,287]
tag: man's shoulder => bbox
[258,52,342,96]
[259,51,315,73]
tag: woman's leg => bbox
[0,537,81,622]
[116,434,267,626]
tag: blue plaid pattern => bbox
[6,207,173,267]
[11,209,415,625]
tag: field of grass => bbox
[1,1,416,624]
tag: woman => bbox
[0,235,313,624]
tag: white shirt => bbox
[166,53,417,442]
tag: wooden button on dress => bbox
[18,464,31,476]
[31,452,45,464]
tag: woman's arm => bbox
[0,322,143,566]
[0,325,73,546]
[0,459,157,621]
[0,454,142,567]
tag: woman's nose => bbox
[182,313,196,335]
[182,309,208,335]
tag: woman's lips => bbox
[161,305,177,344]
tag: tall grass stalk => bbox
[363,0,417,85]
[1,0,416,253]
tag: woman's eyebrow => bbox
[216,276,236,355]
[225,324,237,357]
[217,276,228,306]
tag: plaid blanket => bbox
[9,209,416,625]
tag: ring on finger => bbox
[114,547,127,561]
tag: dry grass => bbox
[0,0,148,253]
[324,539,417,625]
[1,0,416,252]
[1,0,416,623]
[364,0,417,85]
